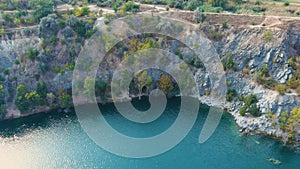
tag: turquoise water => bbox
[0,97,299,169]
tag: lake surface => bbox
[0,97,299,169]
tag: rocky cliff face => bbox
[0,14,299,142]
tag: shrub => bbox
[65,61,75,71]
[3,69,9,75]
[262,30,273,41]
[248,104,261,117]
[243,68,249,75]
[13,18,21,25]
[60,93,72,109]
[284,1,290,6]
[296,86,300,95]
[275,83,287,95]
[222,21,228,29]
[0,84,4,104]
[27,47,39,61]
[30,0,54,21]
[240,105,247,116]
[39,14,59,38]
[239,94,260,117]
[70,45,76,57]
[3,14,13,23]
[37,82,47,99]
[226,89,237,102]
[157,74,174,94]
[15,60,20,65]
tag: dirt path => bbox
[3,3,300,33]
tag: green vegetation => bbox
[279,107,300,139]
[136,71,153,95]
[74,6,90,17]
[287,56,300,95]
[37,82,48,99]
[0,84,6,119]
[29,0,54,22]
[262,30,273,41]
[222,52,237,71]
[27,47,39,61]
[119,1,140,16]
[284,1,290,6]
[60,92,72,109]
[157,74,174,94]
[15,84,42,113]
[239,94,261,117]
[226,89,237,102]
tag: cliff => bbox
[0,11,299,143]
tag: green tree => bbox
[60,93,72,109]
[29,0,54,21]
[0,104,6,119]
[136,71,153,99]
[25,91,42,107]
[157,74,174,94]
[3,14,13,23]
[84,77,96,99]
[15,84,29,113]
[27,47,39,61]
[0,84,4,104]
[208,0,227,7]
[37,82,48,99]
[226,89,237,102]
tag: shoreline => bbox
[2,95,298,147]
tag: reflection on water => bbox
[0,97,299,169]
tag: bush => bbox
[248,104,261,117]
[199,5,223,13]
[240,105,247,116]
[226,89,237,102]
[27,47,39,61]
[262,30,273,41]
[222,21,228,29]
[0,84,4,104]
[60,93,72,109]
[239,94,260,117]
[37,82,47,99]
[244,94,258,106]
[284,1,290,6]
[30,0,54,22]
[13,18,21,25]
[296,86,300,95]
[3,14,13,23]
[275,83,288,95]
[39,14,59,38]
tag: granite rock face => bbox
[0,16,300,141]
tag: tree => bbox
[60,93,72,109]
[27,47,39,61]
[37,82,47,99]
[208,0,227,7]
[29,0,54,21]
[226,89,237,102]
[0,84,4,104]
[157,74,174,94]
[193,9,206,23]
[3,14,13,23]
[46,93,56,105]
[39,14,59,38]
[0,104,6,119]
[84,77,96,99]
[25,91,42,107]
[248,104,261,117]
[15,84,29,112]
[136,71,153,99]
